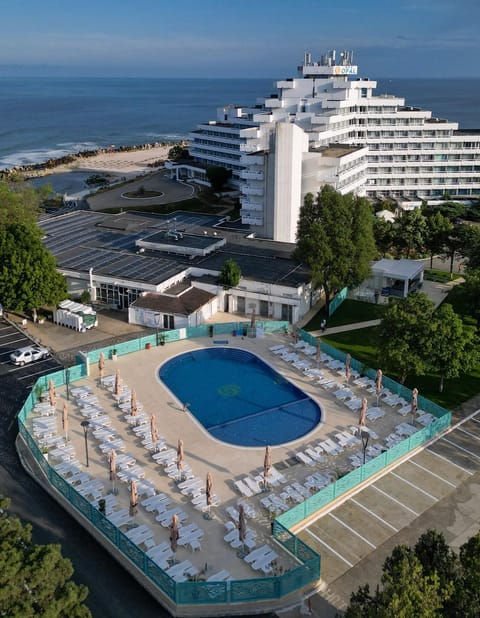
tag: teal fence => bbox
[17,324,320,609]
[328,287,349,317]
[275,328,452,529]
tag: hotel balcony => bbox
[240,142,262,153]
[241,185,264,197]
[241,213,264,226]
[240,198,264,211]
[240,154,264,166]
[240,170,264,180]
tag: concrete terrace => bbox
[24,329,438,600]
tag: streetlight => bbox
[360,429,370,465]
[80,420,90,467]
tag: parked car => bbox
[10,345,49,366]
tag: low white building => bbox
[369,259,424,298]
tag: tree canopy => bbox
[294,186,376,312]
[0,223,67,311]
[378,293,478,388]
[0,180,67,311]
[0,495,91,617]
[218,258,241,289]
[206,166,232,192]
[344,528,480,618]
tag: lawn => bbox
[304,299,385,330]
[321,288,480,410]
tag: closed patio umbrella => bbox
[150,414,158,444]
[177,438,184,472]
[62,402,68,441]
[129,480,138,517]
[411,387,418,419]
[98,352,105,382]
[263,445,271,489]
[131,389,137,416]
[114,369,121,397]
[316,339,321,365]
[238,504,247,545]
[49,380,56,408]
[109,449,116,479]
[170,513,179,553]
[250,308,256,329]
[345,353,352,384]
[206,471,213,517]
[359,397,367,427]
[376,369,383,404]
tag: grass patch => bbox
[305,299,385,331]
[323,324,480,410]
[424,268,461,282]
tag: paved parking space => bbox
[296,411,480,590]
[0,320,64,389]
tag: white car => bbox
[10,345,50,366]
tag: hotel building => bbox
[178,50,480,242]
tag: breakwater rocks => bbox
[1,141,186,178]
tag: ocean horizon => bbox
[1,76,480,170]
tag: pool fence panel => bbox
[328,287,349,317]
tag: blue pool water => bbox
[159,348,321,447]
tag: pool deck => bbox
[24,330,424,613]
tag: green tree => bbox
[428,303,478,391]
[373,216,396,257]
[168,144,188,160]
[0,178,50,229]
[395,208,428,257]
[206,166,232,192]
[424,211,453,268]
[456,532,480,617]
[461,268,480,320]
[294,187,376,313]
[441,223,475,276]
[0,495,91,617]
[0,223,67,311]
[218,258,241,289]
[378,292,435,383]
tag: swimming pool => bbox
[159,348,321,447]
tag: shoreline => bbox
[0,141,186,179]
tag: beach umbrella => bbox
[376,369,383,404]
[263,445,271,489]
[170,514,179,553]
[131,389,137,416]
[250,308,256,329]
[359,397,367,427]
[177,438,184,472]
[411,387,418,418]
[206,472,213,506]
[62,402,68,441]
[316,339,321,364]
[345,353,352,383]
[98,352,105,382]
[129,480,138,517]
[238,504,247,545]
[49,380,56,408]
[114,369,121,397]
[109,449,116,481]
[150,414,158,444]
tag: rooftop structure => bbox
[183,49,480,242]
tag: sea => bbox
[1,76,480,171]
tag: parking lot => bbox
[294,411,480,610]
[0,319,65,389]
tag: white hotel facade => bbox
[176,50,480,243]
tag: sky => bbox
[1,0,479,78]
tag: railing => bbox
[275,329,452,529]
[18,319,322,608]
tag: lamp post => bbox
[80,420,90,467]
[360,430,370,465]
[65,368,71,401]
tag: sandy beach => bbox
[23,143,179,180]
